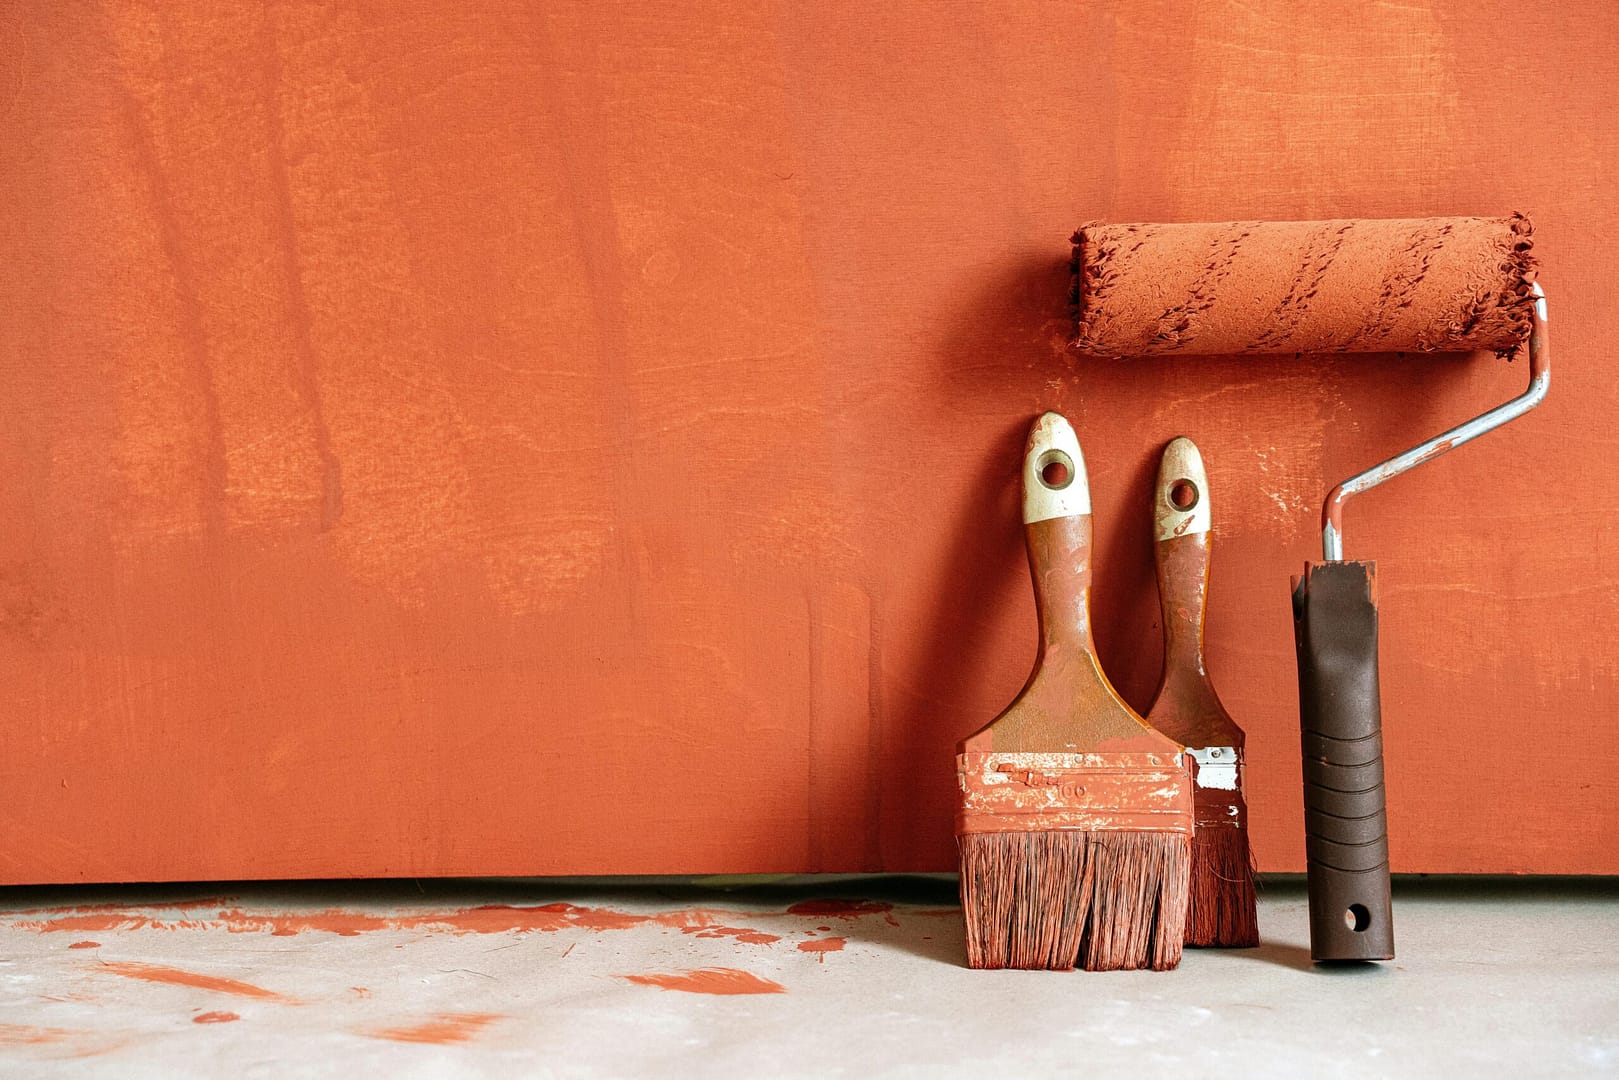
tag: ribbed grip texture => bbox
[1292,561,1395,962]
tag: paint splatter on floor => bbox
[365,1013,503,1045]
[786,900,900,927]
[0,880,969,1069]
[95,961,293,1002]
[785,899,891,918]
[620,968,786,996]
[0,1024,74,1045]
[796,938,846,961]
[683,925,782,945]
[13,898,916,943]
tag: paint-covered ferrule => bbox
[1187,747,1246,830]
[955,751,1193,836]
[1155,436,1211,541]
[1023,412,1091,524]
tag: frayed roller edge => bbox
[1494,211,1539,360]
[1069,221,1128,358]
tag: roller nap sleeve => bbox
[1070,215,1537,359]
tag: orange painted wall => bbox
[1,2,1614,883]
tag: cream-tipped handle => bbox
[1154,436,1211,542]
[1023,412,1091,524]
[1153,436,1214,686]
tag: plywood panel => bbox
[1,1,1614,882]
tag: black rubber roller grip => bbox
[1292,561,1395,962]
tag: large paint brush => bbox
[1143,437,1258,947]
[957,412,1193,971]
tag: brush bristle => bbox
[1186,826,1259,947]
[958,831,1190,971]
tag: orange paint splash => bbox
[796,937,846,961]
[366,1013,502,1045]
[15,902,795,939]
[96,961,293,1002]
[0,1024,72,1045]
[193,1012,239,1024]
[785,899,890,919]
[17,898,236,917]
[683,925,781,945]
[621,968,785,996]
[67,941,100,950]
[10,898,923,941]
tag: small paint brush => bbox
[957,412,1192,971]
[1143,437,1258,947]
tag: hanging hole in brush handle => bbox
[1149,437,1245,756]
[1292,561,1395,962]
[1154,438,1212,545]
[1038,449,1074,490]
[1152,438,1214,678]
[1023,413,1090,525]
[1021,413,1099,654]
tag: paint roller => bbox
[1069,215,1548,962]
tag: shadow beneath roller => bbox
[1229,941,1392,977]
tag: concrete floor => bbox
[0,875,1613,1076]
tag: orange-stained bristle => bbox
[958,831,1190,971]
[1186,823,1259,948]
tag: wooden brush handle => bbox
[1153,437,1215,694]
[1292,561,1395,962]
[1146,438,1242,752]
[959,411,1180,752]
[1155,533,1211,676]
[1023,412,1095,652]
[1025,515,1094,651]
